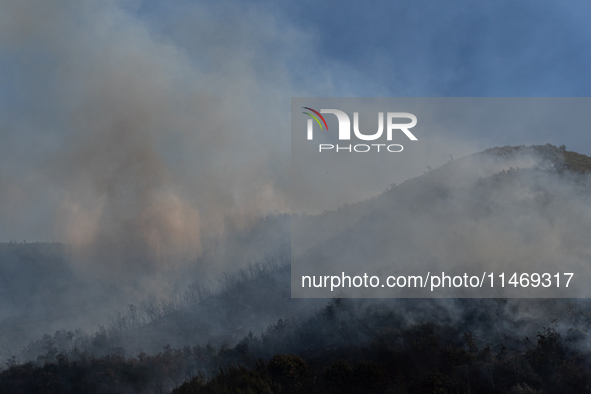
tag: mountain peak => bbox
[483,143,591,173]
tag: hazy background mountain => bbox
[294,143,591,297]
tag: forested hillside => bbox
[2,144,591,393]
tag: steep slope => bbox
[123,265,325,354]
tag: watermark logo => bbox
[302,107,329,138]
[303,108,418,152]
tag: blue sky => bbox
[135,0,591,96]
[278,0,591,96]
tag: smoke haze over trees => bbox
[1,144,591,392]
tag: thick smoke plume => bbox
[0,0,305,281]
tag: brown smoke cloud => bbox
[0,0,305,280]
